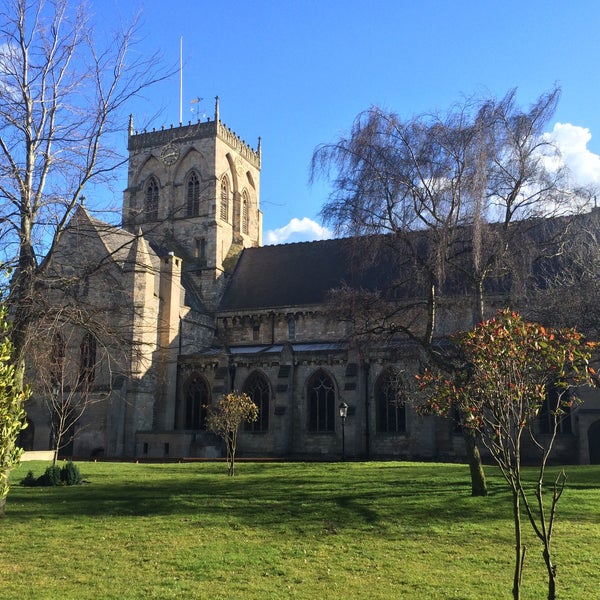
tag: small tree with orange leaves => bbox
[418,309,596,600]
[206,392,258,476]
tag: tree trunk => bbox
[227,438,235,476]
[463,428,487,496]
[0,467,9,517]
[52,427,62,467]
[475,277,485,324]
[512,490,525,600]
[543,547,557,600]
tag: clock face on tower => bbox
[160,143,179,165]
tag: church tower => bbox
[122,97,262,308]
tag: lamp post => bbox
[339,402,348,461]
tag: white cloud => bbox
[546,122,600,186]
[266,124,600,243]
[265,217,332,245]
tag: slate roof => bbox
[219,209,600,314]
[219,237,398,311]
[77,209,150,267]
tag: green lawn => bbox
[1,460,598,599]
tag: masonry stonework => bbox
[21,102,600,464]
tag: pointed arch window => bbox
[145,176,159,221]
[79,333,97,389]
[220,175,230,221]
[187,171,201,216]
[243,371,270,432]
[376,368,407,433]
[242,190,249,234]
[307,369,336,432]
[185,373,211,430]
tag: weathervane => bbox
[190,97,205,119]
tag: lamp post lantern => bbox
[339,402,348,461]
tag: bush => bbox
[39,466,62,486]
[20,470,37,487]
[20,462,83,487]
[60,461,82,485]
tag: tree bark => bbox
[227,438,235,476]
[512,490,525,600]
[543,547,557,600]
[463,427,487,496]
[0,467,9,517]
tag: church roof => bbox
[97,222,151,267]
[219,237,396,311]
[220,209,600,314]
[67,207,161,270]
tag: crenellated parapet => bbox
[216,121,261,168]
[128,120,218,153]
[128,104,261,169]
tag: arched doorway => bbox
[17,418,35,451]
[588,420,600,464]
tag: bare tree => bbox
[0,0,168,383]
[28,322,113,465]
[526,206,600,336]
[311,87,590,496]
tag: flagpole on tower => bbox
[179,36,183,125]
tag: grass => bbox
[1,460,599,599]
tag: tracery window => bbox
[187,171,201,216]
[79,333,96,389]
[307,369,336,432]
[243,371,270,432]
[145,176,159,220]
[376,368,407,433]
[242,190,249,234]
[220,175,230,221]
[185,373,211,430]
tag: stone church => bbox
[21,99,600,464]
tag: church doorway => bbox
[588,420,600,464]
[17,418,35,451]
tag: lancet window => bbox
[220,175,230,221]
[187,171,201,216]
[307,369,336,432]
[376,368,407,433]
[145,176,159,221]
[243,371,270,432]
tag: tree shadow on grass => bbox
[6,461,532,533]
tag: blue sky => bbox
[96,0,600,244]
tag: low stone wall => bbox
[21,450,55,462]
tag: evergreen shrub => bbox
[60,461,82,485]
[21,470,37,487]
[40,466,62,486]
[21,462,83,486]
